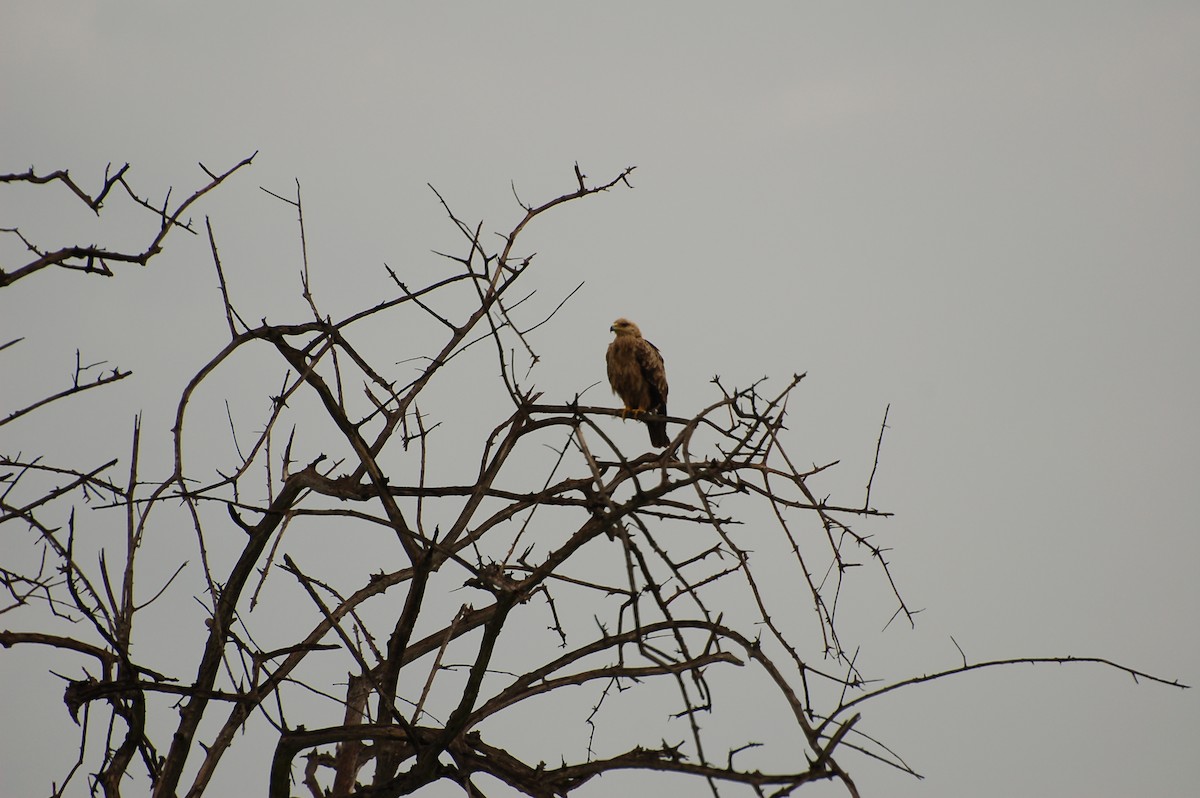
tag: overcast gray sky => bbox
[3,3,1198,797]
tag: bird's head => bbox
[610,318,642,338]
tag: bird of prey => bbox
[606,317,669,447]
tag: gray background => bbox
[2,3,1197,796]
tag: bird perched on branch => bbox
[606,317,669,447]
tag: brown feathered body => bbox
[606,318,669,447]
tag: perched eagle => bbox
[606,317,669,447]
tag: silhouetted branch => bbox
[2,159,1184,798]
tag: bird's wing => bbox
[636,339,668,411]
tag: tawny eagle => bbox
[606,317,669,447]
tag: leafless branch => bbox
[2,160,1183,798]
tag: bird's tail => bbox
[646,418,669,448]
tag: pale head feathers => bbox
[610,318,643,338]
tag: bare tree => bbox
[1,158,1187,798]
